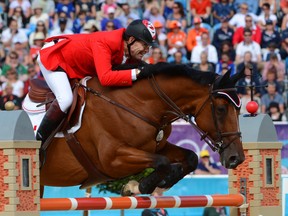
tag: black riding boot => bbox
[36,100,66,144]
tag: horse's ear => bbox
[230,64,248,84]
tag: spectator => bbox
[257,3,277,30]
[262,42,281,62]
[194,150,221,175]
[167,50,189,64]
[100,7,122,31]
[236,56,261,97]
[218,41,236,61]
[81,19,100,33]
[259,0,277,15]
[75,0,97,19]
[233,15,262,49]
[153,21,168,58]
[31,0,55,18]
[118,3,140,28]
[235,28,262,65]
[23,63,41,96]
[145,47,166,64]
[161,0,174,19]
[29,20,48,46]
[192,51,214,72]
[52,11,73,31]
[212,0,234,25]
[279,27,288,59]
[203,206,227,216]
[1,68,24,99]
[280,0,288,15]
[167,20,187,56]
[143,5,166,28]
[29,3,49,30]
[229,3,258,30]
[29,32,46,63]
[260,69,284,95]
[261,20,281,52]
[215,52,236,76]
[101,0,121,18]
[72,10,89,34]
[166,2,187,30]
[190,32,218,65]
[49,17,74,36]
[55,0,75,20]
[262,53,285,84]
[8,6,28,29]
[261,83,285,113]
[190,0,212,24]
[13,41,30,66]
[212,17,234,52]
[186,16,208,56]
[233,0,259,15]
[1,51,28,83]
[1,18,29,52]
[8,0,32,19]
[0,83,22,110]
[267,102,287,121]
[104,20,116,31]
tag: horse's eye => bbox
[216,105,227,114]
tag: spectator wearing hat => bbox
[100,0,121,18]
[82,19,100,33]
[31,0,55,18]
[257,3,277,30]
[118,3,139,28]
[1,19,28,53]
[167,20,187,56]
[101,7,122,31]
[212,17,234,53]
[233,14,261,49]
[190,32,218,65]
[194,150,221,175]
[154,20,168,58]
[49,17,74,36]
[212,0,234,25]
[29,2,49,30]
[166,2,187,31]
[186,16,208,57]
[190,0,212,24]
[267,102,287,122]
[29,32,46,62]
[143,5,165,28]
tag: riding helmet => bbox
[125,19,157,46]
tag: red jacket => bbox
[232,26,262,46]
[40,29,135,86]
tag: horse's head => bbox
[192,68,245,169]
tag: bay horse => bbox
[37,63,245,195]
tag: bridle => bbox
[148,75,242,154]
[78,75,241,153]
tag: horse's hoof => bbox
[121,180,139,196]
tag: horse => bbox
[28,63,245,195]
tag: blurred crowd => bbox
[0,0,287,121]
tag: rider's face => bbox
[130,40,150,60]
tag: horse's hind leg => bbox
[112,146,171,195]
[156,142,198,189]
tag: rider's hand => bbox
[137,64,154,79]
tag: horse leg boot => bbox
[36,100,66,144]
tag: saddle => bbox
[28,78,86,130]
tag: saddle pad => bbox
[22,77,92,137]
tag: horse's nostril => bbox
[229,156,239,168]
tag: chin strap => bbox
[126,39,137,58]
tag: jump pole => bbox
[40,194,245,211]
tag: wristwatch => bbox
[136,68,141,77]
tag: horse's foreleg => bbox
[112,146,171,195]
[156,142,198,189]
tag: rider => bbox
[35,19,157,144]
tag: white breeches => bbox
[37,41,73,113]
